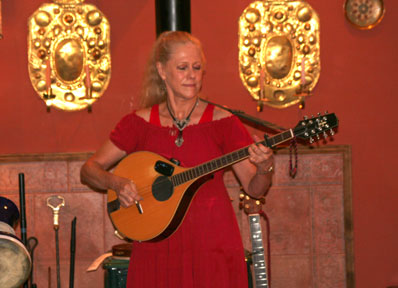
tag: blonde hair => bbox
[139,31,206,108]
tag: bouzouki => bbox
[107,113,338,241]
[240,192,269,288]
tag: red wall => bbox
[1,0,397,287]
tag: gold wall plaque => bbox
[28,0,111,111]
[238,0,320,109]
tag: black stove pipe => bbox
[155,0,191,36]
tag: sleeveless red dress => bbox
[110,104,253,288]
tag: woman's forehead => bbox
[169,43,203,61]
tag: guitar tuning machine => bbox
[330,129,335,136]
[309,137,314,144]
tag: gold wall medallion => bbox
[28,0,111,111]
[238,0,320,109]
[344,0,384,30]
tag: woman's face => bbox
[157,43,204,101]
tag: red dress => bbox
[110,104,253,288]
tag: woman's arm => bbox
[80,140,142,207]
[232,135,274,199]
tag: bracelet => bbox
[256,165,274,175]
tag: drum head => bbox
[0,232,32,288]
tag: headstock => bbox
[293,112,339,143]
[239,191,265,215]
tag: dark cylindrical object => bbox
[69,217,76,288]
[18,173,27,246]
[155,0,191,36]
[18,173,29,288]
[55,229,61,288]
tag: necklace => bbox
[166,97,199,147]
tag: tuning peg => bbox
[323,131,328,139]
[330,129,335,136]
[309,137,314,143]
[316,134,320,140]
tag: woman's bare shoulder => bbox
[135,107,152,122]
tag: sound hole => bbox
[152,176,173,201]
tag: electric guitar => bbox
[107,113,338,241]
[240,192,268,288]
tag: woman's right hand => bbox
[113,176,143,208]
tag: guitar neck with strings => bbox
[169,129,294,188]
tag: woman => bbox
[80,31,274,287]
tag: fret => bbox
[172,129,295,187]
[171,175,178,186]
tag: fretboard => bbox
[171,129,293,186]
[249,214,268,288]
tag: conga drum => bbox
[0,197,32,288]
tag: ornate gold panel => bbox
[28,0,111,111]
[238,0,320,109]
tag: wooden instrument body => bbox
[107,151,208,241]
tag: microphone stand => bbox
[200,98,287,133]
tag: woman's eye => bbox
[193,65,202,71]
[177,66,187,70]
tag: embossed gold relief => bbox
[28,0,111,111]
[344,0,384,30]
[238,0,320,109]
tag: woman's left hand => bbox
[248,135,274,175]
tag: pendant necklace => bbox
[166,97,199,147]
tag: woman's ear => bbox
[156,62,166,80]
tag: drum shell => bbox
[0,224,32,288]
